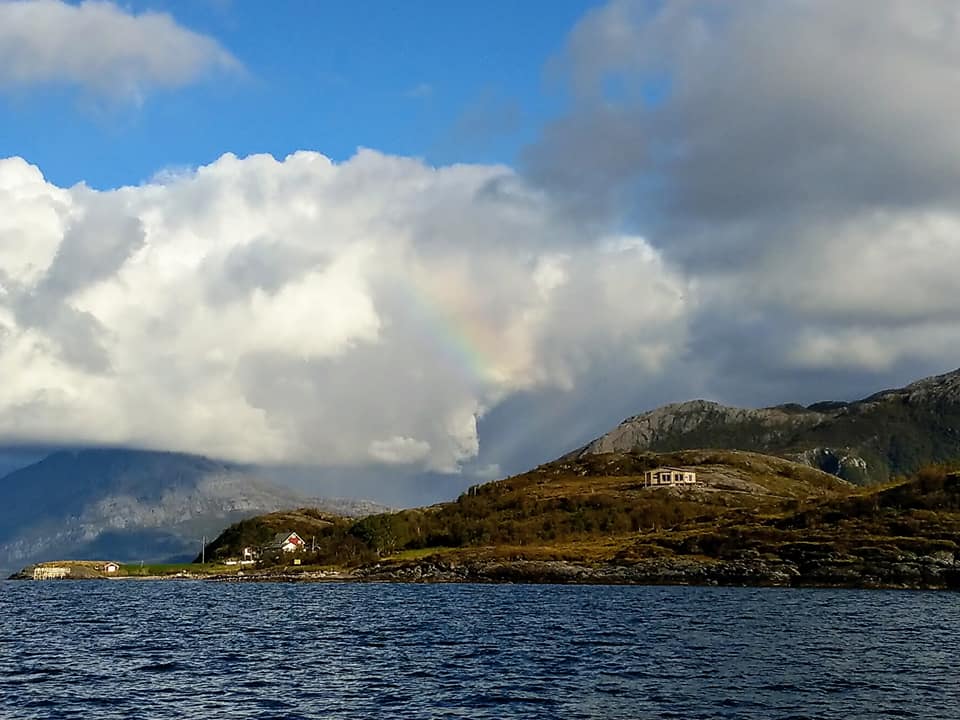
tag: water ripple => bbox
[1,582,958,719]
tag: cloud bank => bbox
[0,0,237,102]
[0,151,689,471]
[525,0,960,397]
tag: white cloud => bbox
[404,82,433,99]
[784,322,960,375]
[0,151,691,471]
[0,0,238,102]
[756,210,960,327]
[369,436,432,465]
[786,330,899,373]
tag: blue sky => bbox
[0,0,604,188]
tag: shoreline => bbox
[11,555,960,590]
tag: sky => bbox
[1,0,600,188]
[2,0,960,505]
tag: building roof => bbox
[262,531,303,550]
[647,466,695,473]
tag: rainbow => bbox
[396,277,501,389]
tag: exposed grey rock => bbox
[352,551,960,590]
[577,367,960,484]
[583,400,826,456]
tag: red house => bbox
[263,531,305,554]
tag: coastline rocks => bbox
[354,551,960,590]
[12,547,959,589]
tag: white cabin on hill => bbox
[643,467,697,487]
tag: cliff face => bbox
[0,449,320,569]
[584,400,827,456]
[580,368,960,484]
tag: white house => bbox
[262,531,306,554]
[643,467,698,487]
[102,562,121,574]
[33,566,70,580]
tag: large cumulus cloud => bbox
[0,151,690,471]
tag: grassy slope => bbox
[203,450,855,568]
[361,462,960,590]
[618,469,960,564]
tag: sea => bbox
[0,581,956,719]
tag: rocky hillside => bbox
[579,368,960,484]
[0,448,379,571]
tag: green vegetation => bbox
[622,463,960,564]
[198,507,345,564]
[203,450,851,568]
[21,560,238,579]
[116,562,235,577]
[198,449,960,590]
[22,452,960,588]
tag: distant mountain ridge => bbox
[579,368,960,484]
[0,448,384,571]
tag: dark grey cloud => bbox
[529,1,960,228]
[522,0,960,402]
[523,106,649,224]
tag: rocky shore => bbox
[353,548,960,590]
[12,545,960,590]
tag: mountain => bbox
[0,448,381,572]
[578,368,960,484]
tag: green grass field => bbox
[116,562,233,576]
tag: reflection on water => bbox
[0,582,957,719]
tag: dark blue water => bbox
[0,582,957,719]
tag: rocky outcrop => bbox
[353,550,960,590]
[789,448,870,484]
[582,400,826,456]
[864,367,960,405]
[578,367,960,484]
